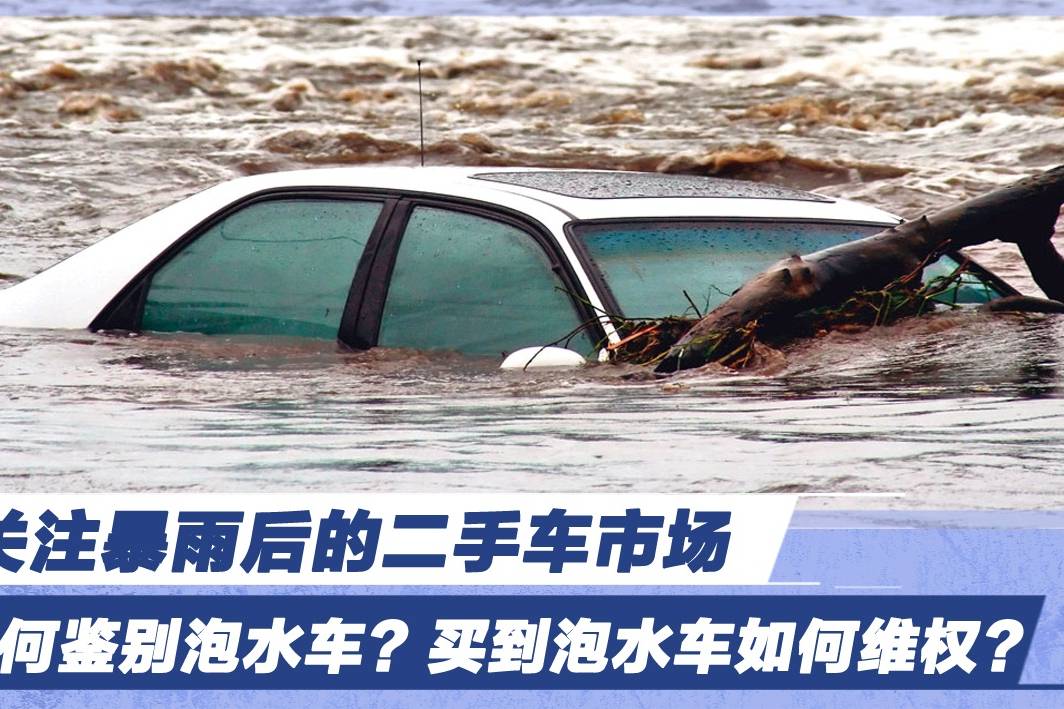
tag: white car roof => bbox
[215,166,902,224]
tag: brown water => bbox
[1,17,1063,507]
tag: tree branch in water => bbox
[650,165,1064,374]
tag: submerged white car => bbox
[0,167,1015,365]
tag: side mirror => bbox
[500,346,586,370]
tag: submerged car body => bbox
[0,167,1016,363]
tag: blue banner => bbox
[0,594,1043,689]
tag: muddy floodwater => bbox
[1,16,1063,507]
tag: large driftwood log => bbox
[655,165,1064,373]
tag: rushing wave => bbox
[0,0,1060,14]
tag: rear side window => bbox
[142,198,383,339]
[376,206,588,356]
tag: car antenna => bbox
[416,59,425,167]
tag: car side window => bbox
[376,206,588,356]
[141,198,383,339]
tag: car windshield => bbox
[571,220,1004,318]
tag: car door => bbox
[343,199,599,358]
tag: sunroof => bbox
[471,170,832,202]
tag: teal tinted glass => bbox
[923,257,1003,304]
[377,207,587,356]
[575,221,1003,317]
[142,199,383,338]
